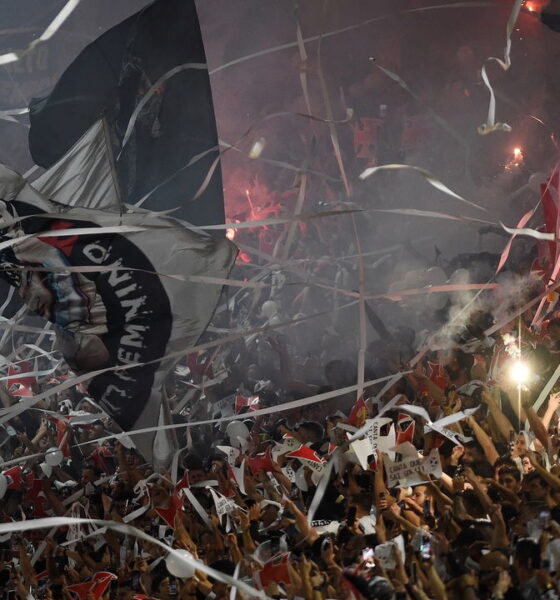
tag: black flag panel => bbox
[29,0,225,228]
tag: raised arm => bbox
[465,415,499,465]
[481,388,515,443]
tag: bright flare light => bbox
[513,147,522,158]
[509,360,531,385]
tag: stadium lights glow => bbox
[509,360,531,385]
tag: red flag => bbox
[235,394,260,414]
[7,362,37,391]
[4,465,22,490]
[174,471,190,494]
[258,553,291,588]
[186,352,214,378]
[427,362,447,390]
[155,492,183,528]
[66,572,116,600]
[286,445,325,465]
[348,396,367,428]
[248,448,275,475]
[396,413,415,446]
[10,383,34,397]
[532,169,559,278]
[432,433,446,449]
[352,118,383,160]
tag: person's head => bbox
[478,551,509,594]
[80,464,101,486]
[443,348,474,386]
[470,459,494,483]
[367,576,396,600]
[497,466,522,493]
[514,538,540,574]
[182,454,206,485]
[514,432,530,457]
[149,484,169,508]
[411,485,430,507]
[523,471,549,501]
[260,501,280,527]
[520,454,535,474]
[494,456,517,478]
[462,440,484,465]
[296,421,324,444]
[348,492,372,518]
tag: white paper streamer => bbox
[0,0,82,66]
[500,222,555,241]
[72,373,402,448]
[529,362,560,424]
[359,164,487,212]
[477,0,523,134]
[182,487,213,528]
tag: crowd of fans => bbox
[0,1,558,599]
[3,270,560,600]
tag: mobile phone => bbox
[411,562,417,583]
[168,577,178,596]
[131,570,141,591]
[420,538,432,561]
[540,510,551,530]
[423,499,431,518]
[362,547,375,568]
[109,578,119,600]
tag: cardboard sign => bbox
[384,448,442,488]
[348,417,393,469]
[216,445,240,466]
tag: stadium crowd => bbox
[3,276,560,600]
